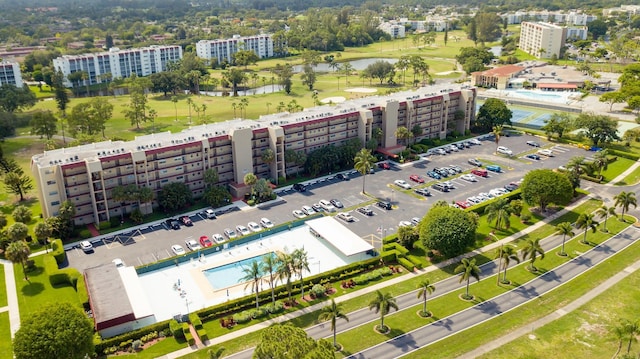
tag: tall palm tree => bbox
[614,191,637,221]
[611,321,626,359]
[592,149,609,178]
[485,198,512,230]
[416,278,436,316]
[394,126,412,146]
[292,248,310,300]
[318,299,349,349]
[261,254,278,305]
[353,148,376,194]
[575,212,599,244]
[239,260,262,310]
[567,156,588,175]
[554,222,574,256]
[207,346,225,359]
[341,63,355,85]
[368,290,398,332]
[521,238,545,272]
[5,240,31,280]
[492,125,503,152]
[596,205,617,232]
[493,245,519,284]
[454,258,481,300]
[186,98,193,124]
[276,252,294,305]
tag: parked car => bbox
[435,148,447,155]
[449,165,463,173]
[337,212,355,222]
[212,233,225,243]
[319,199,337,212]
[398,220,413,227]
[293,210,307,219]
[538,149,554,157]
[199,235,213,247]
[442,181,455,190]
[301,205,316,215]
[394,179,411,189]
[166,219,181,230]
[378,162,391,170]
[469,138,482,145]
[496,146,513,156]
[112,258,125,268]
[467,197,482,205]
[526,140,541,147]
[525,153,541,160]
[455,201,471,209]
[409,174,425,183]
[449,144,459,152]
[185,239,202,251]
[205,209,217,219]
[431,183,449,192]
[236,225,250,236]
[427,171,441,179]
[171,244,186,256]
[411,217,421,226]
[468,158,483,167]
[461,174,477,182]
[357,207,374,216]
[471,168,488,177]
[414,188,431,197]
[456,143,465,150]
[330,199,344,208]
[80,241,93,253]
[248,222,262,232]
[478,192,495,200]
[181,216,193,226]
[504,183,519,191]
[434,168,449,177]
[336,173,350,181]
[486,164,502,172]
[223,228,237,239]
[312,203,324,212]
[376,201,392,210]
[292,183,307,192]
[260,218,274,228]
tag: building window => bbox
[49,191,58,196]
[51,201,60,206]
[46,180,56,185]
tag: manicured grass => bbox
[115,336,189,359]
[0,265,7,308]
[599,157,635,183]
[614,164,640,186]
[0,312,12,359]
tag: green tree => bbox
[473,12,502,44]
[368,290,398,332]
[599,91,626,112]
[592,149,609,178]
[416,278,436,316]
[276,252,295,305]
[261,254,278,305]
[420,205,477,258]
[395,55,411,85]
[5,240,31,280]
[30,111,57,140]
[240,260,263,310]
[33,221,52,247]
[4,171,34,201]
[300,64,317,90]
[206,347,225,359]
[576,213,599,244]
[454,258,481,300]
[363,60,395,84]
[574,113,620,147]
[318,299,349,349]
[0,84,37,113]
[494,245,519,284]
[123,75,151,129]
[596,205,617,232]
[292,248,310,300]
[232,50,259,69]
[253,178,274,202]
[274,63,294,94]
[614,191,637,220]
[541,112,574,140]
[243,172,258,196]
[353,148,376,194]
[555,222,574,256]
[521,238,545,272]
[521,169,573,212]
[13,302,94,359]
[485,197,512,230]
[475,98,512,130]
[12,205,32,224]
[158,182,192,213]
[253,323,335,359]
[397,225,419,249]
[6,222,29,242]
[394,126,413,145]
[203,186,232,208]
[222,68,246,97]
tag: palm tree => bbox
[276,252,294,305]
[171,96,178,120]
[614,191,637,221]
[368,290,398,332]
[292,248,310,300]
[353,148,376,194]
[596,205,617,232]
[575,212,599,244]
[623,319,640,355]
[186,98,193,124]
[207,346,225,359]
[592,149,609,178]
[416,278,436,316]
[521,238,545,272]
[394,126,412,146]
[341,63,355,85]
[6,240,31,280]
[567,156,588,175]
[554,222,574,256]
[243,173,257,197]
[485,198,512,230]
[611,321,626,359]
[261,254,278,305]
[318,299,349,349]
[493,245,519,284]
[454,258,481,300]
[239,260,262,310]
[492,125,503,152]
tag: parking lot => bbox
[68,134,582,272]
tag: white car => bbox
[394,180,411,189]
[224,228,237,239]
[489,189,505,197]
[337,212,355,222]
[467,197,481,205]
[449,144,459,152]
[80,241,93,253]
[470,138,482,145]
[236,225,250,236]
[435,148,447,155]
[461,174,477,182]
[398,221,413,227]
[319,199,337,212]
[411,217,421,226]
[205,209,216,219]
[293,210,307,219]
[496,146,513,156]
[538,149,554,157]
[212,233,225,243]
[442,181,455,190]
[185,239,202,251]
[248,222,262,232]
[112,258,125,268]
[492,187,509,195]
[260,218,274,228]
[301,205,316,215]
[478,192,495,200]
[171,244,186,256]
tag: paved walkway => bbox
[1,259,20,339]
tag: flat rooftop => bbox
[306,216,374,256]
[85,263,134,329]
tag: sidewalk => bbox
[1,259,20,339]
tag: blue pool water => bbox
[203,252,276,289]
[512,90,564,99]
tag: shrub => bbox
[250,308,268,319]
[79,229,92,239]
[50,239,66,264]
[232,311,252,324]
[310,284,326,298]
[263,300,284,314]
[367,271,382,281]
[397,257,415,271]
[520,213,532,223]
[188,313,202,329]
[353,275,368,285]
[131,340,142,351]
[378,266,393,276]
[109,216,121,228]
[184,331,195,346]
[169,320,184,339]
[94,322,171,354]
[98,221,111,231]
[196,328,208,342]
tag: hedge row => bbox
[95,320,171,354]
[50,239,65,264]
[169,320,184,339]
[397,257,415,271]
[183,323,195,346]
[609,149,640,161]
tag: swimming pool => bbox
[512,90,564,99]
[203,252,276,290]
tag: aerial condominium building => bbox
[31,85,476,226]
[0,61,24,87]
[52,45,183,88]
[195,34,273,64]
[519,22,567,59]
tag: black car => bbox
[357,207,374,216]
[434,168,449,177]
[414,188,431,197]
[165,219,181,230]
[336,173,350,181]
[330,199,344,208]
[376,201,392,210]
[504,183,519,192]
[526,140,541,147]
[292,183,307,192]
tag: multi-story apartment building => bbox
[196,34,273,64]
[502,10,596,26]
[379,23,406,38]
[519,22,567,59]
[603,5,640,17]
[52,45,183,88]
[0,61,23,87]
[31,85,476,226]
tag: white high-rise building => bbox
[0,61,23,87]
[53,45,183,88]
[196,34,273,64]
[519,22,566,59]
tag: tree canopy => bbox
[475,98,512,130]
[158,182,193,212]
[521,169,573,212]
[420,205,477,257]
[0,84,36,113]
[253,323,335,359]
[574,113,620,147]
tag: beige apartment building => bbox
[31,85,476,225]
[519,22,566,59]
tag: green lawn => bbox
[0,265,7,308]
[599,157,635,183]
[0,312,11,359]
[614,163,640,186]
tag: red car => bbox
[199,235,213,248]
[455,201,471,209]
[181,216,193,226]
[471,168,488,178]
[378,162,391,170]
[409,174,425,183]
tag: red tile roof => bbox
[473,65,524,77]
